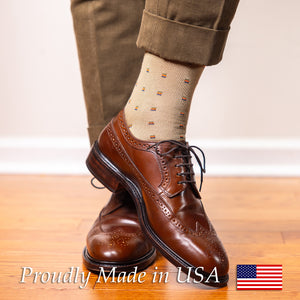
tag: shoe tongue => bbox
[157,140,186,152]
[101,192,125,217]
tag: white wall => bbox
[1,0,300,175]
[189,0,300,139]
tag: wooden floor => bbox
[0,175,299,299]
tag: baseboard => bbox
[0,137,299,176]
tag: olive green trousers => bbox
[71,0,239,145]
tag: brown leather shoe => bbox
[86,110,229,286]
[83,189,156,273]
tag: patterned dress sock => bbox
[124,53,204,141]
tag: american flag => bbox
[236,264,282,290]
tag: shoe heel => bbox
[86,143,121,192]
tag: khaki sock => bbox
[124,53,204,141]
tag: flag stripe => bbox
[257,265,282,267]
[238,286,282,288]
[238,284,282,286]
[257,268,282,269]
[257,276,282,278]
[237,287,282,290]
[258,270,282,272]
[238,280,282,282]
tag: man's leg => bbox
[88,0,240,286]
[71,0,145,145]
[71,0,156,274]
[125,0,240,142]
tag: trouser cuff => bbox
[137,10,230,66]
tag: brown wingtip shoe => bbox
[86,109,229,287]
[82,189,156,273]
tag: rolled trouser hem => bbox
[88,125,106,146]
[137,10,230,66]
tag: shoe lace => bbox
[90,177,105,189]
[147,140,206,192]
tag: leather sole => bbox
[82,246,156,274]
[86,142,228,287]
